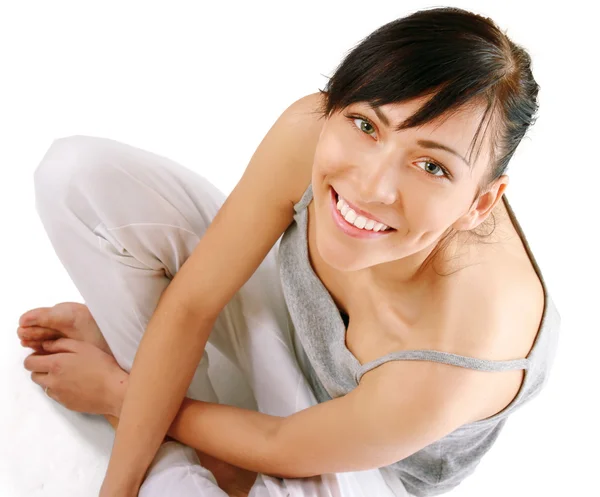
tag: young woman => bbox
[18,6,560,497]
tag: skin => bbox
[311,93,508,297]
[17,303,256,497]
[17,93,513,495]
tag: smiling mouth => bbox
[330,186,397,237]
[332,187,393,229]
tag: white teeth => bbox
[364,219,376,230]
[336,195,390,232]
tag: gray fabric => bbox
[277,182,561,497]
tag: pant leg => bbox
[33,134,411,497]
[33,134,238,496]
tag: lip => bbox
[330,186,394,239]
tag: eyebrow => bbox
[370,105,471,167]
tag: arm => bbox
[107,359,482,480]
[262,285,524,477]
[158,286,513,478]
[101,305,218,494]
[267,360,477,477]
[100,93,325,495]
[261,360,484,478]
[104,400,282,474]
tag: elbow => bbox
[263,426,320,479]
[265,466,320,480]
[264,467,316,480]
[159,274,220,327]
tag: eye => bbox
[415,159,451,181]
[345,113,378,138]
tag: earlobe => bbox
[455,194,493,232]
[468,179,509,230]
[452,211,478,232]
[462,211,483,231]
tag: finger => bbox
[42,337,81,353]
[17,325,63,342]
[23,352,54,373]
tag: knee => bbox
[33,135,120,208]
[138,441,221,495]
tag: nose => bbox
[357,168,399,207]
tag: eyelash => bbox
[343,113,452,181]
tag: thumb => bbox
[42,337,80,353]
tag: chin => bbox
[315,226,371,273]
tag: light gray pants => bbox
[33,135,411,497]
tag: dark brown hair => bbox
[314,6,540,275]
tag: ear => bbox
[454,175,509,231]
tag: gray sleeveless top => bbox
[277,182,561,497]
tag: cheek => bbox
[314,130,353,168]
[402,196,450,233]
[312,153,343,182]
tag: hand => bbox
[23,337,127,416]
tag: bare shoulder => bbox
[437,229,545,358]
[281,92,327,206]
[285,91,327,121]
[428,254,545,422]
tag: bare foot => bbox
[17,302,111,354]
[195,449,258,497]
[18,302,257,496]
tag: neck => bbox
[363,235,454,296]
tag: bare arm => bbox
[101,304,218,494]
[99,93,324,495]
[105,359,480,480]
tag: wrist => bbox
[99,476,141,497]
[107,369,129,418]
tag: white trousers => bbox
[33,135,411,497]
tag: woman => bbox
[18,6,560,497]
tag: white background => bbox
[0,1,597,496]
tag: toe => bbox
[17,326,62,341]
[20,339,45,351]
[20,304,77,330]
[19,307,52,327]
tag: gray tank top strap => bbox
[278,174,560,494]
[356,350,530,383]
[293,181,535,385]
[293,182,313,214]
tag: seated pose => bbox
[18,6,560,497]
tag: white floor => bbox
[0,147,585,497]
[5,327,255,497]
[0,174,583,497]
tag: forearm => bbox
[103,290,216,491]
[166,397,284,476]
[104,413,173,444]
[109,376,284,477]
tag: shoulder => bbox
[282,91,327,140]
[425,256,544,422]
[285,91,328,118]
[279,92,327,206]
[434,249,544,361]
